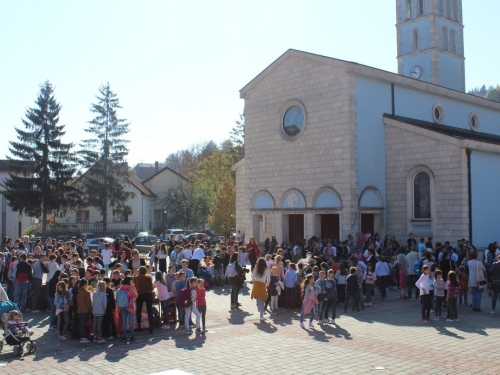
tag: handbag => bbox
[476,262,487,289]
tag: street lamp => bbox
[163,210,168,234]
[18,213,22,238]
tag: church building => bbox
[234,0,500,248]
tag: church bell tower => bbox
[396,0,465,92]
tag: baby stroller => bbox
[0,301,36,356]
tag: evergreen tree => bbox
[230,112,245,160]
[4,81,78,236]
[78,83,134,235]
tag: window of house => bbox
[443,27,449,51]
[414,172,431,219]
[419,0,424,15]
[76,210,89,223]
[412,29,420,52]
[113,210,129,222]
[406,0,413,19]
[450,29,457,53]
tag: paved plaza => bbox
[2,284,500,375]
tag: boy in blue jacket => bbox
[323,269,338,324]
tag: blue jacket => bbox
[54,292,71,311]
[324,278,337,299]
[283,269,298,288]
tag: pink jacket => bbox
[154,281,170,302]
[303,289,319,314]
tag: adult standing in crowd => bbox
[468,251,486,312]
[406,246,420,299]
[191,243,205,277]
[246,237,260,272]
[251,258,270,321]
[31,254,48,313]
[134,266,154,334]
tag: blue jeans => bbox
[15,281,29,311]
[300,304,316,323]
[471,287,483,308]
[121,309,135,338]
[492,281,500,310]
[48,296,56,327]
[257,298,265,317]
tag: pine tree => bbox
[230,112,245,160]
[78,83,134,235]
[4,81,78,236]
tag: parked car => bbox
[184,233,220,245]
[160,229,185,241]
[57,235,72,243]
[85,237,115,252]
[131,234,161,254]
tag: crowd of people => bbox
[0,229,498,344]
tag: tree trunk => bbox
[103,201,108,237]
[42,204,47,239]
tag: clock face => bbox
[410,66,422,79]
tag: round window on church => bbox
[279,100,307,140]
[432,103,445,124]
[469,112,480,131]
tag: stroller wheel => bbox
[13,345,23,357]
[27,341,36,355]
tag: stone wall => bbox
[385,122,468,244]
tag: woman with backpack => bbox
[117,276,138,342]
[227,253,243,310]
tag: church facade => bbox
[234,0,500,248]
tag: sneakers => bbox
[161,324,170,329]
[434,317,441,321]
[299,322,305,328]
[430,309,435,313]
[423,318,432,323]
[368,303,372,306]
[364,303,368,307]
[195,329,202,334]
[330,319,335,324]
[80,338,91,343]
[446,318,453,322]
[58,335,68,340]
[322,319,328,324]
[260,316,266,321]
[97,337,107,344]
[185,330,193,335]
[120,337,128,342]
[308,322,314,328]
[454,318,460,322]
[491,310,496,315]
[32,310,40,313]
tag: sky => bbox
[0,0,498,166]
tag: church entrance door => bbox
[361,214,374,236]
[320,214,339,241]
[288,214,304,244]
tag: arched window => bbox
[414,172,431,219]
[450,29,457,53]
[412,29,420,52]
[406,0,413,19]
[419,0,424,15]
[438,0,444,15]
[443,27,449,51]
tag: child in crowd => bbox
[364,263,377,306]
[269,266,280,314]
[93,257,103,271]
[77,279,92,342]
[415,265,431,323]
[344,267,360,313]
[174,272,187,325]
[324,270,337,323]
[316,270,328,322]
[335,263,347,304]
[7,310,32,336]
[239,247,247,269]
[446,271,460,322]
[111,270,122,288]
[92,280,108,343]
[185,277,202,335]
[399,264,406,301]
[154,271,171,329]
[299,274,320,328]
[196,279,207,332]
[101,243,112,276]
[312,266,320,280]
[433,270,446,321]
[458,266,469,306]
[212,249,224,286]
[117,277,138,342]
[103,277,116,339]
[283,263,298,310]
[54,280,71,340]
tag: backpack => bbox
[177,287,192,307]
[414,259,423,277]
[116,289,132,309]
[225,262,237,278]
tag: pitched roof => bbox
[127,174,156,197]
[240,49,500,111]
[141,165,190,183]
[134,163,166,180]
[383,114,500,146]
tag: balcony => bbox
[32,222,140,234]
